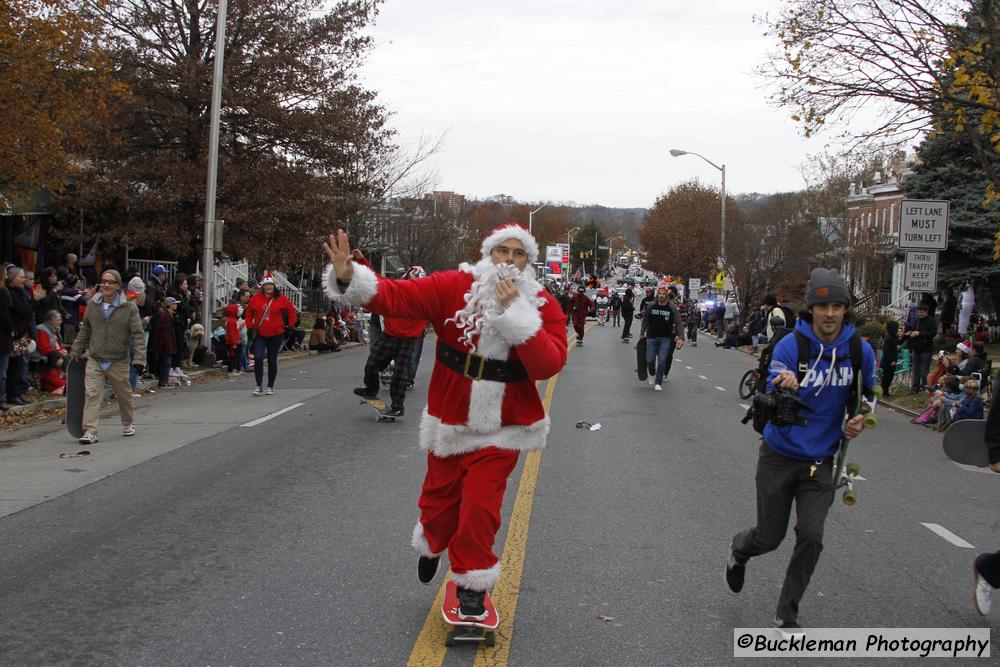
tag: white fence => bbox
[127,259,178,283]
[211,259,302,313]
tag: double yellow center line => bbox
[406,322,592,666]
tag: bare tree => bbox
[758,0,1000,194]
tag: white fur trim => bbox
[451,563,501,591]
[491,296,542,346]
[480,225,539,264]
[419,409,550,457]
[322,262,378,305]
[411,521,444,558]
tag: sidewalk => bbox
[1,344,362,421]
[0,343,364,520]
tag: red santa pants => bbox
[418,446,520,587]
[572,312,587,339]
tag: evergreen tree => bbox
[570,221,607,275]
[904,126,1000,308]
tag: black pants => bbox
[663,338,676,377]
[911,351,932,391]
[879,361,895,397]
[621,313,634,338]
[732,442,835,624]
[363,333,416,411]
[687,321,698,342]
[977,552,1000,588]
[253,334,283,389]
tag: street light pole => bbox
[529,204,548,235]
[670,148,726,268]
[202,0,229,332]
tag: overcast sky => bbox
[361,0,833,208]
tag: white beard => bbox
[448,256,544,356]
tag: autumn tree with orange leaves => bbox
[639,180,736,281]
[0,0,126,195]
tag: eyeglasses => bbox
[99,280,118,285]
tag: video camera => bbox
[753,389,812,428]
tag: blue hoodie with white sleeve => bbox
[763,319,877,461]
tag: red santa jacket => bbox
[324,261,567,457]
[353,256,426,339]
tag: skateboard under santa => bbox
[636,338,648,381]
[942,419,990,467]
[833,375,880,506]
[442,580,499,647]
[65,357,87,439]
[359,398,399,423]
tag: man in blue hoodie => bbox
[725,268,876,630]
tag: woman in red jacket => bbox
[244,273,297,396]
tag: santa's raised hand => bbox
[322,229,354,283]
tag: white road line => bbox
[240,403,305,428]
[715,386,727,392]
[674,358,682,362]
[698,375,708,380]
[685,366,693,370]
[921,523,975,549]
[739,403,750,410]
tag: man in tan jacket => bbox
[70,269,147,444]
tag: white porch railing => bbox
[212,259,303,313]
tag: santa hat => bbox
[260,272,275,285]
[479,223,539,264]
[957,341,972,355]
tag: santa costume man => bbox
[322,223,567,620]
[567,286,594,345]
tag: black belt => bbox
[436,342,528,383]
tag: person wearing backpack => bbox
[725,268,877,631]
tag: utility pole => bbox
[202,0,229,334]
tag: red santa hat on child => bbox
[479,223,539,264]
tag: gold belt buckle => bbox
[463,351,486,380]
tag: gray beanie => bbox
[805,268,850,307]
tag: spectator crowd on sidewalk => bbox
[0,252,372,412]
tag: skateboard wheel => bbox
[863,414,878,429]
[485,632,496,647]
[872,386,883,399]
[846,462,860,477]
[842,489,857,506]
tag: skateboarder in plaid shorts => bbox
[323,223,567,620]
[350,253,425,419]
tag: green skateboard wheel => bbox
[846,462,860,477]
[872,386,883,399]
[843,489,857,506]
[863,414,878,429]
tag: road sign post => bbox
[898,199,949,251]
[903,251,939,292]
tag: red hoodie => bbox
[223,303,240,352]
[245,290,297,338]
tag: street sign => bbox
[898,199,949,250]
[689,278,702,293]
[903,250,939,292]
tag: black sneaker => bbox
[385,407,404,419]
[456,586,487,620]
[417,555,439,584]
[405,382,415,390]
[353,386,378,399]
[725,548,745,595]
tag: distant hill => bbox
[567,205,646,247]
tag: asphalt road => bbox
[0,322,997,665]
